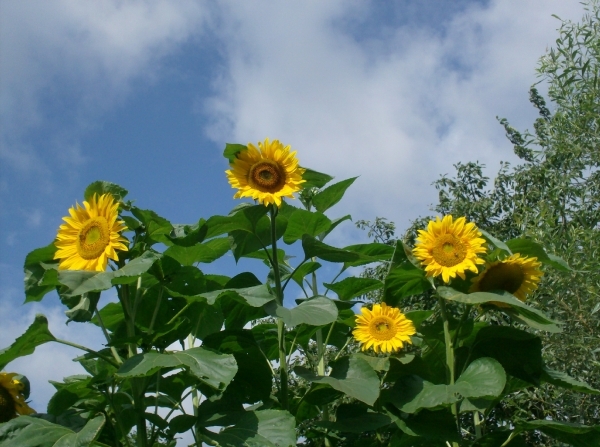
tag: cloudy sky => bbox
[0,0,584,435]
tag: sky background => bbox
[0,0,586,442]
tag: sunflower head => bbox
[0,372,35,422]
[470,253,543,304]
[412,215,487,283]
[225,138,306,207]
[353,303,416,354]
[54,193,128,272]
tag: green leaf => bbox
[354,353,390,372]
[0,414,105,447]
[312,177,358,213]
[210,410,296,447]
[384,264,431,307]
[116,348,237,389]
[0,314,56,370]
[223,143,248,162]
[295,355,380,405]
[470,326,542,385]
[164,237,230,266]
[342,242,395,268]
[167,219,208,246]
[506,238,571,271]
[318,214,352,240]
[24,243,59,303]
[437,287,561,332]
[265,296,338,327]
[510,420,600,447]
[285,261,321,288]
[283,209,332,244]
[479,229,512,254]
[63,291,101,323]
[541,365,600,394]
[301,168,334,189]
[302,235,361,263]
[84,181,128,202]
[323,277,383,301]
[199,284,274,307]
[131,207,173,244]
[454,357,506,399]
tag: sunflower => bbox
[470,253,543,303]
[0,372,35,422]
[413,215,487,283]
[54,193,128,271]
[225,138,306,207]
[353,303,416,353]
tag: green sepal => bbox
[84,181,128,202]
[223,143,248,162]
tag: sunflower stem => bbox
[94,308,123,365]
[437,295,460,443]
[54,338,119,368]
[270,206,288,410]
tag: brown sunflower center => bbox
[248,160,286,193]
[368,316,398,341]
[431,234,467,267]
[77,216,110,260]
[0,385,16,422]
[478,262,525,294]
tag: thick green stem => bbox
[270,206,288,410]
[474,411,483,439]
[438,296,460,444]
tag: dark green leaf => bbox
[165,237,230,266]
[84,181,128,202]
[116,348,237,389]
[302,235,361,263]
[323,277,383,301]
[506,238,571,271]
[384,264,431,306]
[510,420,600,447]
[0,414,105,447]
[24,243,59,303]
[265,296,338,327]
[541,365,600,394]
[295,355,380,405]
[167,219,208,246]
[131,207,173,244]
[0,314,56,370]
[283,209,332,244]
[210,410,296,447]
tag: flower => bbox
[470,253,543,302]
[413,215,487,283]
[54,193,128,271]
[353,303,416,353]
[225,138,305,207]
[0,372,35,422]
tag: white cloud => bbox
[0,0,211,172]
[203,0,583,230]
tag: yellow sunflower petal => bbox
[412,215,487,284]
[53,193,129,272]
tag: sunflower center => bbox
[431,234,467,267]
[478,263,525,294]
[368,316,398,341]
[77,217,110,260]
[248,160,286,193]
[0,385,16,422]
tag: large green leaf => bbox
[265,296,338,327]
[295,355,380,405]
[0,414,105,447]
[58,251,162,296]
[284,261,321,288]
[437,287,561,332]
[385,358,505,413]
[209,410,296,447]
[470,326,542,385]
[384,264,431,306]
[302,168,334,189]
[301,235,361,263]
[205,205,269,239]
[164,237,230,266]
[312,177,358,213]
[541,365,600,394]
[342,242,395,268]
[283,209,332,244]
[509,420,600,447]
[0,315,56,370]
[116,347,237,389]
[24,243,59,303]
[323,277,383,301]
[131,207,173,245]
[506,238,571,271]
[167,219,208,247]
[198,284,274,307]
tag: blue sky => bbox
[0,0,584,435]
